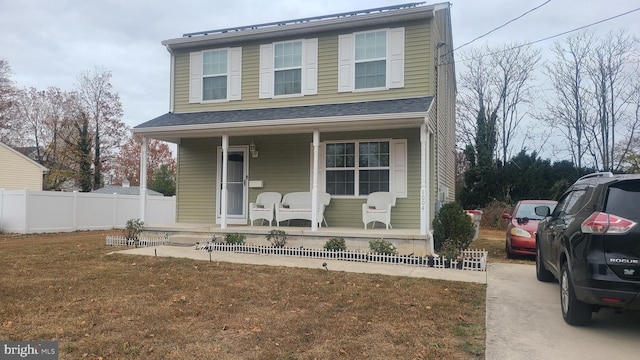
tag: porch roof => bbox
[133,96,433,142]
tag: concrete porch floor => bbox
[142,222,433,256]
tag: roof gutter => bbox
[132,112,427,142]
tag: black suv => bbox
[535,172,640,326]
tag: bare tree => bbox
[12,87,83,189]
[457,43,540,164]
[491,43,541,165]
[14,87,49,155]
[543,31,594,171]
[76,67,127,189]
[0,59,18,145]
[457,47,498,149]
[43,88,84,190]
[585,30,638,171]
[617,82,640,173]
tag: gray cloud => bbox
[1,0,637,129]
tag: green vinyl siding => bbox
[176,128,422,229]
[434,8,457,202]
[176,138,219,223]
[240,134,314,200]
[172,20,431,113]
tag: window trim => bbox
[313,138,407,199]
[354,30,388,91]
[338,27,405,93]
[259,38,318,99]
[189,47,242,103]
[273,40,303,97]
[202,49,228,102]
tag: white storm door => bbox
[216,147,248,224]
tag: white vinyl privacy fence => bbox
[0,189,175,233]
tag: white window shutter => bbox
[228,47,242,101]
[391,139,407,198]
[338,34,354,93]
[388,27,405,89]
[189,51,203,103]
[302,38,318,95]
[259,44,273,99]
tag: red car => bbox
[502,200,557,258]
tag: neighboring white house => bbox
[0,141,47,190]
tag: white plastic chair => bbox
[249,192,282,226]
[362,192,396,230]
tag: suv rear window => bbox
[605,180,640,220]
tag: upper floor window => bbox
[355,31,387,89]
[338,27,405,92]
[189,47,242,103]
[260,38,318,99]
[274,41,302,96]
[203,50,228,101]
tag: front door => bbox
[216,147,248,224]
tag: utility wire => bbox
[453,0,552,52]
[454,7,640,65]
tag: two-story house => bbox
[133,2,456,254]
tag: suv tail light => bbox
[581,212,636,234]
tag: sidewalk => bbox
[113,244,488,284]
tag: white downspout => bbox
[140,136,148,222]
[421,122,435,255]
[221,134,229,229]
[311,130,320,232]
[165,45,175,113]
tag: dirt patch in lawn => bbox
[0,231,486,359]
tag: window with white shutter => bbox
[314,139,407,198]
[259,38,317,99]
[189,47,242,103]
[338,27,404,93]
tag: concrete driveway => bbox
[486,263,640,359]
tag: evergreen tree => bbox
[460,104,501,208]
[148,165,176,196]
[74,113,93,192]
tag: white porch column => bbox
[311,130,320,231]
[221,134,229,229]
[139,136,148,222]
[420,122,435,254]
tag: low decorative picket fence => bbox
[196,242,488,271]
[106,235,169,247]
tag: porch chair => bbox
[362,191,396,230]
[249,192,282,226]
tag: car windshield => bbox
[515,203,556,220]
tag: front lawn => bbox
[0,231,486,359]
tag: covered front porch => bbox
[142,222,432,256]
[133,97,443,256]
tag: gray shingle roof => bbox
[135,97,432,129]
[92,186,164,196]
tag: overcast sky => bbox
[1,0,638,134]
